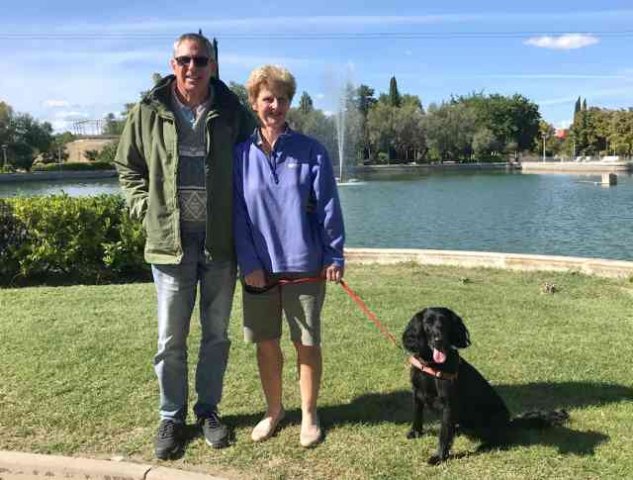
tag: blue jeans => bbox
[151,232,237,422]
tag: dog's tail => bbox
[510,409,569,429]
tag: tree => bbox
[392,102,426,162]
[609,109,633,156]
[96,141,119,163]
[538,121,556,158]
[423,102,476,162]
[229,81,249,108]
[103,113,125,136]
[354,84,377,160]
[287,107,337,163]
[368,87,425,162]
[1,109,53,171]
[472,128,498,159]
[39,131,75,164]
[574,96,581,121]
[298,92,314,114]
[388,76,401,107]
[367,102,397,163]
[401,94,423,110]
[0,101,13,147]
[139,72,164,98]
[453,93,541,156]
[355,84,377,117]
[571,107,590,155]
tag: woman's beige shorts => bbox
[242,274,325,346]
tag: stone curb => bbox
[345,247,633,279]
[0,451,226,480]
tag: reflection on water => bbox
[2,172,632,261]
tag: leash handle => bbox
[277,276,323,286]
[242,275,323,294]
[339,279,401,349]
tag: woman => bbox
[233,65,345,447]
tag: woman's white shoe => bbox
[299,416,322,448]
[251,409,285,442]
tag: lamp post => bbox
[1,144,7,171]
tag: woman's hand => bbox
[321,264,344,283]
[244,269,267,288]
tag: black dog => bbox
[402,307,568,465]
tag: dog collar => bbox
[409,355,459,380]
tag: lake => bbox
[2,171,632,261]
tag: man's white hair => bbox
[172,33,216,60]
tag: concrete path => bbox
[345,247,633,279]
[0,451,227,480]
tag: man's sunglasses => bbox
[174,55,210,67]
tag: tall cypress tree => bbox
[388,76,401,107]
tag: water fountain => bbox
[335,92,346,182]
[334,81,363,186]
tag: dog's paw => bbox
[406,429,423,439]
[427,454,444,466]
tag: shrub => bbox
[31,161,115,172]
[32,162,114,172]
[0,199,28,279]
[96,141,119,164]
[2,194,148,285]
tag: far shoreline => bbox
[2,158,632,184]
[0,170,117,183]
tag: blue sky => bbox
[1,0,632,132]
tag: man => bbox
[114,32,255,459]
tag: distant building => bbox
[555,128,568,139]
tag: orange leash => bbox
[339,279,401,350]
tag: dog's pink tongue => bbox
[433,348,447,364]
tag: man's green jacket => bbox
[114,75,255,264]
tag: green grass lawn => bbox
[1,263,633,479]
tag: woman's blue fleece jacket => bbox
[233,128,345,276]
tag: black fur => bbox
[402,307,568,465]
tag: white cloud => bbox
[524,34,599,50]
[43,99,70,108]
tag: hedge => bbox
[31,161,116,172]
[0,194,148,286]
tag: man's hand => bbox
[321,264,344,283]
[244,269,267,288]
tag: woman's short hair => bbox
[246,65,297,105]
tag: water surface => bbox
[2,172,632,261]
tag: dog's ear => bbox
[402,310,428,354]
[449,310,471,349]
